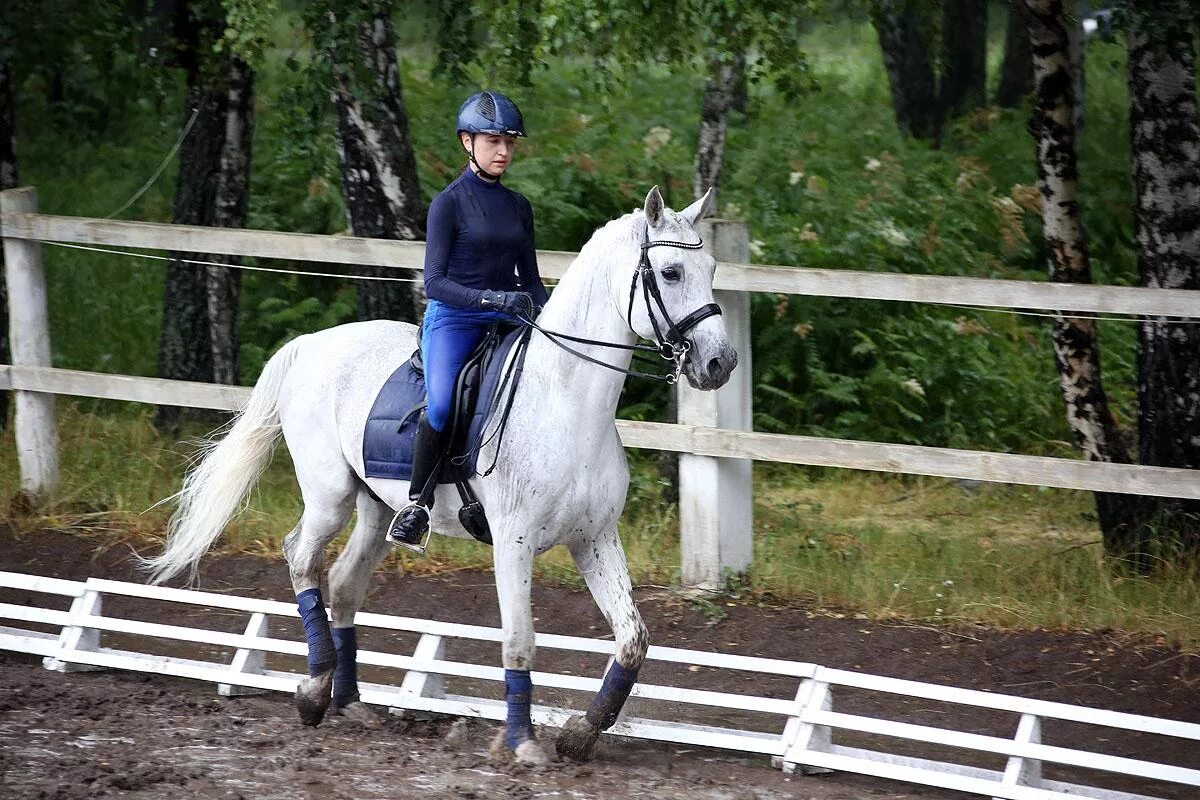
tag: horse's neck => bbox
[528,229,637,421]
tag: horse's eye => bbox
[661,267,681,282]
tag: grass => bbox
[4,403,1198,650]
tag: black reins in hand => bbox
[517,222,722,384]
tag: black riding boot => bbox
[386,415,446,549]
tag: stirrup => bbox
[387,503,431,554]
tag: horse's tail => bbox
[142,336,305,585]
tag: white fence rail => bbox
[4,187,1200,587]
[2,569,1199,800]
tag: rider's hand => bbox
[480,290,534,317]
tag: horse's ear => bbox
[681,187,716,227]
[644,185,665,228]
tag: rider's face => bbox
[462,132,518,177]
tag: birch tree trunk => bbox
[156,4,254,430]
[1128,3,1200,558]
[1023,0,1138,562]
[996,1,1034,108]
[694,55,735,206]
[325,1,425,323]
[207,56,254,386]
[0,55,15,431]
[872,0,942,140]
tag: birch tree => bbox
[1126,0,1200,558]
[154,0,267,430]
[307,0,425,323]
[1021,0,1139,562]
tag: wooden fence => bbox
[3,185,1200,587]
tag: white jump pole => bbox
[678,219,753,589]
[2,186,59,505]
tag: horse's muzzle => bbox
[684,343,737,391]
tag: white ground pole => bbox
[679,219,754,588]
[1,186,59,504]
[4,570,1199,800]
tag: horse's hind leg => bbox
[324,490,396,726]
[284,479,355,727]
[557,526,649,762]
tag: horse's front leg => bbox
[557,526,649,762]
[491,531,550,765]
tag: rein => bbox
[518,223,722,385]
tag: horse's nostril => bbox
[707,357,723,377]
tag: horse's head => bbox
[620,186,738,391]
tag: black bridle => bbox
[518,221,723,384]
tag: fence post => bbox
[1,186,58,506]
[678,219,753,589]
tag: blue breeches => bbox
[420,300,510,432]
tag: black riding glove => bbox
[480,290,534,317]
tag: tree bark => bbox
[1128,3,1200,558]
[694,55,736,206]
[1023,0,1138,562]
[326,2,425,323]
[156,2,254,431]
[940,0,988,119]
[0,56,15,431]
[996,1,1034,108]
[872,0,942,140]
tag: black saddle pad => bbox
[362,325,528,483]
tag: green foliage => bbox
[240,280,357,378]
[435,0,818,98]
[13,15,1143,452]
[219,0,281,65]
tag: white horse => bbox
[142,186,736,764]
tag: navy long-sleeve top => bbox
[423,168,550,309]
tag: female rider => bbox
[387,91,550,548]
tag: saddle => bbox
[362,322,531,545]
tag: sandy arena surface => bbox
[2,528,1198,799]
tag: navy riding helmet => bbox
[456,91,527,137]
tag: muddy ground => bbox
[1,528,1198,799]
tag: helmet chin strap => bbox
[466,134,502,181]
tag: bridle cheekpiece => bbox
[624,221,723,381]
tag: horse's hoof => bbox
[488,729,550,766]
[445,718,471,749]
[295,672,333,727]
[333,700,381,728]
[555,715,600,762]
[515,740,550,765]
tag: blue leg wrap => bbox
[504,668,535,750]
[331,626,359,708]
[296,588,335,677]
[585,660,639,730]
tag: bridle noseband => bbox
[519,220,723,384]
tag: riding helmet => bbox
[456,91,526,137]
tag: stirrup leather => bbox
[387,503,431,554]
